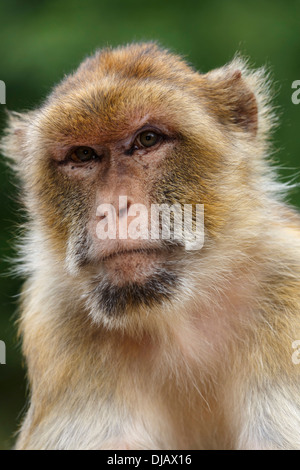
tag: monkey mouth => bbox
[95,246,180,287]
[100,247,166,263]
[99,247,170,286]
[85,244,182,317]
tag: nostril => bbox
[96,207,110,221]
[119,206,127,218]
[119,199,132,218]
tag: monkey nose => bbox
[118,198,132,219]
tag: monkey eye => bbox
[70,146,98,163]
[137,131,160,148]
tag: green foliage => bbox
[0,0,299,449]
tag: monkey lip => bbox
[100,247,165,263]
[99,247,170,284]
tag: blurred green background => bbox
[0,0,300,450]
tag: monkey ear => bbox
[201,61,261,136]
[0,111,30,167]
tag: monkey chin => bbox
[87,249,179,319]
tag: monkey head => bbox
[1,43,271,329]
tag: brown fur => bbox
[1,42,300,449]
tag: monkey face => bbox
[31,97,195,318]
[3,43,261,324]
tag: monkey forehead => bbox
[31,42,230,150]
[35,77,221,149]
[32,43,215,144]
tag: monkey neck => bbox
[20,247,257,390]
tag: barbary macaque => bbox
[1,42,300,450]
